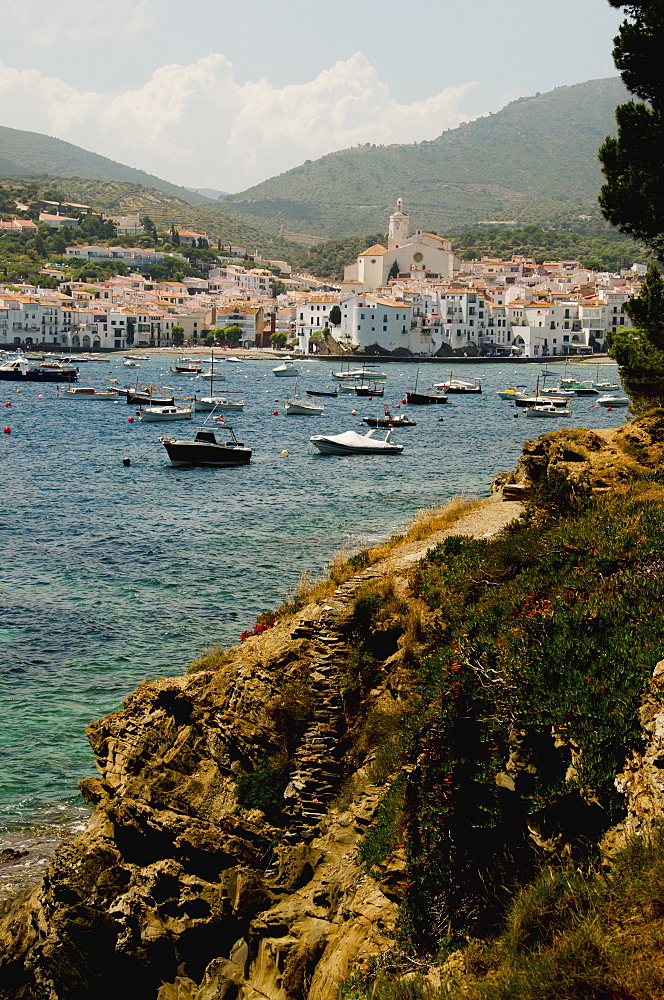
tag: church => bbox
[342,199,457,290]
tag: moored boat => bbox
[0,357,79,383]
[310,428,403,455]
[597,394,630,407]
[160,425,251,466]
[273,358,299,377]
[59,385,119,400]
[194,396,245,412]
[138,405,192,422]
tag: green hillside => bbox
[0,126,217,208]
[0,175,299,259]
[223,77,629,238]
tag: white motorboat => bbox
[285,396,324,415]
[194,396,245,412]
[125,354,149,360]
[124,360,140,367]
[433,375,482,394]
[597,394,630,407]
[525,402,572,418]
[0,357,79,383]
[332,367,387,381]
[195,370,226,381]
[225,356,244,363]
[138,405,192,422]
[593,380,622,391]
[273,358,299,377]
[160,425,251,466]
[310,428,403,455]
[59,386,120,400]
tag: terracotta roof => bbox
[358,245,388,256]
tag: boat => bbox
[332,366,387,381]
[311,428,403,455]
[363,407,416,428]
[273,358,299,377]
[59,385,120,400]
[337,381,359,394]
[0,356,79,383]
[124,359,140,367]
[513,393,571,408]
[306,389,338,398]
[406,391,449,405]
[125,354,149,360]
[284,396,324,415]
[160,425,251,466]
[525,402,572,418]
[588,362,621,391]
[597,394,630,407]
[118,386,175,406]
[193,350,233,409]
[137,405,192,422]
[354,381,385,397]
[224,356,244,363]
[406,368,449,405]
[556,378,598,396]
[195,370,226,381]
[434,374,482,394]
[194,396,244,412]
[170,360,202,374]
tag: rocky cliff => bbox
[0,497,523,1000]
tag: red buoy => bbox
[273,410,279,415]
[402,398,407,404]
[351,409,357,415]
[3,426,10,434]
[127,416,135,423]
[5,402,11,407]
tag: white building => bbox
[343,200,456,291]
[338,294,414,352]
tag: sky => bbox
[0,0,624,194]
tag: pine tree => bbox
[599,3,664,259]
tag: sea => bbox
[0,352,623,892]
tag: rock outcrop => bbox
[0,497,524,1000]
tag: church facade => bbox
[342,199,457,290]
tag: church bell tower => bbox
[388,197,410,249]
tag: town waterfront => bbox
[0,353,623,870]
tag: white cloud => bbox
[0,52,477,191]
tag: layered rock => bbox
[0,496,527,1000]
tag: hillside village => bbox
[0,197,643,357]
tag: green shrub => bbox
[236,757,289,824]
[402,489,664,944]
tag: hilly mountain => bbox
[222,77,629,239]
[0,126,216,208]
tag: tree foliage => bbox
[599,3,664,259]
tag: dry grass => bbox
[366,495,485,562]
[186,644,236,674]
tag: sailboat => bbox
[194,350,243,411]
[284,380,324,415]
[406,368,449,405]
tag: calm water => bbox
[0,355,623,841]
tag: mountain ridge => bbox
[222,77,629,238]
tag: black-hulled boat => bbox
[0,357,79,382]
[363,407,416,428]
[306,389,338,397]
[355,381,385,397]
[406,391,449,405]
[159,425,251,467]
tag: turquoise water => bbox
[0,355,623,836]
